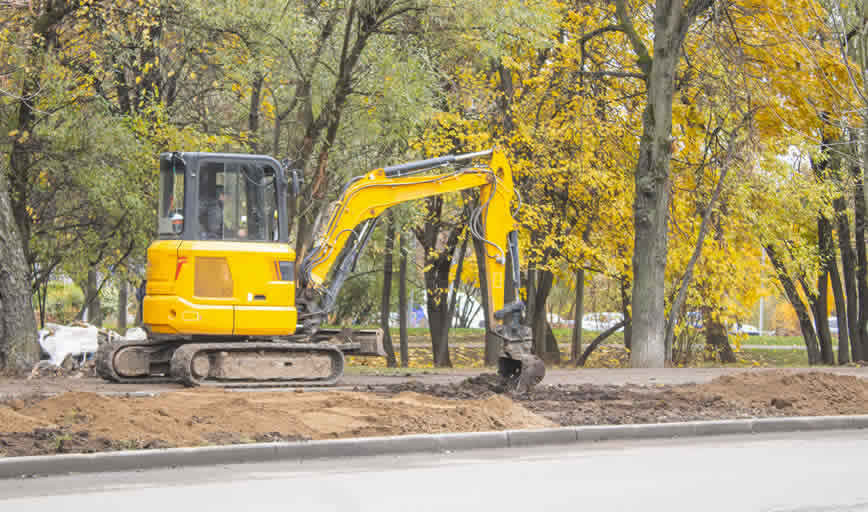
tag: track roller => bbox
[169,342,345,387]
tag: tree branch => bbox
[613,0,651,76]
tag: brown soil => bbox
[0,388,552,457]
[3,370,867,458]
[375,370,868,426]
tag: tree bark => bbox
[0,172,39,371]
[134,280,144,327]
[811,271,836,365]
[380,213,397,367]
[577,319,629,367]
[571,268,584,362]
[766,246,821,364]
[621,279,632,350]
[814,215,836,365]
[117,279,128,333]
[447,235,469,326]
[398,232,409,368]
[703,310,736,363]
[829,259,850,365]
[415,197,462,368]
[78,270,103,326]
[854,165,868,359]
[834,191,860,361]
[527,268,561,363]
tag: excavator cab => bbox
[157,152,288,243]
[146,153,298,339]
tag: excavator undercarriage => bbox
[97,328,384,387]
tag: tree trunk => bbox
[829,259,850,365]
[528,268,560,363]
[664,164,730,360]
[614,0,713,368]
[544,321,561,363]
[447,235,469,326]
[577,319,629,367]
[854,167,868,359]
[0,172,39,371]
[398,232,409,368]
[703,311,736,363]
[35,279,48,329]
[811,271,835,365]
[426,282,452,367]
[78,270,103,326]
[117,279,128,333]
[621,279,632,350]
[134,280,144,326]
[380,214,397,367]
[766,246,821,364]
[571,268,584,362]
[415,197,464,368]
[834,192,861,361]
[626,11,680,368]
[422,249,455,368]
[815,215,836,365]
[89,270,102,326]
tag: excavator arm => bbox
[296,149,545,391]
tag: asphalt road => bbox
[2,430,868,511]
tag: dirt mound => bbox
[376,373,507,399]
[685,370,868,415]
[0,388,553,457]
[380,371,868,427]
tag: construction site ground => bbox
[3,367,868,458]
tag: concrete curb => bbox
[3,415,867,479]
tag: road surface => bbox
[2,430,867,511]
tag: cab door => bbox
[225,242,297,336]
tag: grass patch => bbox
[735,348,814,367]
[735,335,806,347]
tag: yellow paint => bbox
[145,240,297,336]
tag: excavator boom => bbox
[296,149,544,391]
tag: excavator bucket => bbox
[498,353,545,393]
[492,306,546,393]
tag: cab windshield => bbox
[197,160,278,241]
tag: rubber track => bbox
[95,338,178,384]
[169,342,345,388]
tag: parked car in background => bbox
[582,312,624,332]
[730,323,761,336]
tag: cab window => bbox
[198,160,278,241]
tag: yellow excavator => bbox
[96,148,545,391]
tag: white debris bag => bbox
[125,327,147,341]
[39,325,100,365]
